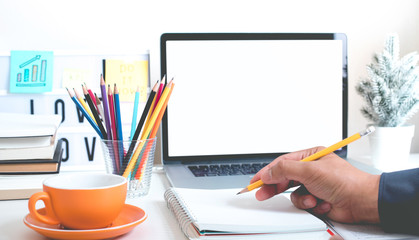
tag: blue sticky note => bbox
[9,50,54,93]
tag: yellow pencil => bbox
[73,88,97,124]
[237,126,376,195]
[136,82,175,181]
[122,80,174,178]
[140,91,158,140]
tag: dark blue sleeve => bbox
[378,168,419,235]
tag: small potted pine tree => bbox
[356,34,419,171]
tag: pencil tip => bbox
[65,87,73,97]
[236,188,249,195]
[153,81,160,91]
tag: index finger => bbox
[251,146,324,184]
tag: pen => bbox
[237,126,376,195]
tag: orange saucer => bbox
[24,204,147,240]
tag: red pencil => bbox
[134,80,175,179]
[152,76,165,113]
[108,85,117,141]
[84,83,97,106]
[107,85,120,172]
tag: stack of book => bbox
[0,113,64,200]
[0,113,63,174]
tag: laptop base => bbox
[164,164,256,189]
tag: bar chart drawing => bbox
[10,51,53,93]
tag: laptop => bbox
[160,33,348,189]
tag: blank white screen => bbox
[166,40,343,157]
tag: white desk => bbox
[0,168,186,240]
[348,153,419,174]
[1,157,419,240]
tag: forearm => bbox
[351,174,380,223]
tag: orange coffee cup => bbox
[28,173,127,230]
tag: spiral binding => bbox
[164,188,199,239]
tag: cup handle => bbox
[28,192,60,225]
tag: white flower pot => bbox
[368,124,415,172]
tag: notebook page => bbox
[172,188,326,234]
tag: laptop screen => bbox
[161,33,348,163]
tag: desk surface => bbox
[0,168,186,240]
[1,156,419,240]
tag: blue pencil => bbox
[114,84,124,163]
[66,88,103,139]
[130,86,140,140]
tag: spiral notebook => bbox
[164,188,328,239]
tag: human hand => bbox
[251,147,380,223]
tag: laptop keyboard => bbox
[188,163,269,177]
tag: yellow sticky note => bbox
[105,59,149,102]
[62,68,91,90]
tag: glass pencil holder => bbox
[101,137,157,198]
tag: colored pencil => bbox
[121,81,159,170]
[236,126,377,195]
[84,83,97,106]
[163,75,169,90]
[95,91,118,172]
[141,76,166,140]
[114,84,125,164]
[130,86,140,140]
[134,81,175,179]
[141,88,159,140]
[95,93,105,119]
[82,85,107,139]
[153,76,165,113]
[66,88,103,138]
[123,80,174,178]
[108,85,121,172]
[114,84,124,141]
[108,85,117,141]
[149,82,174,138]
[100,75,112,140]
[85,83,101,118]
[74,88,96,124]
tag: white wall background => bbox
[1,0,419,160]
